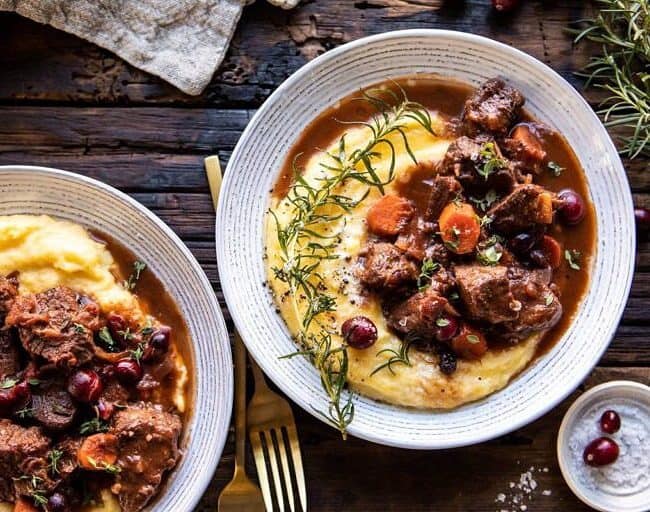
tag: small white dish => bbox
[557,380,650,512]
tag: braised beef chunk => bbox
[0,419,50,502]
[112,403,182,512]
[0,329,20,379]
[488,184,554,234]
[426,175,463,220]
[500,267,562,341]
[6,287,100,369]
[462,78,524,135]
[384,288,449,339]
[0,276,17,322]
[501,124,547,174]
[440,136,517,193]
[455,265,519,324]
[395,218,436,261]
[358,243,418,292]
[424,242,453,268]
[31,380,78,431]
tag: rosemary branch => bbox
[573,0,650,158]
[271,85,434,436]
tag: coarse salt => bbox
[568,400,650,495]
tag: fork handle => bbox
[249,356,271,392]
[234,333,247,471]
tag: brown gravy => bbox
[90,231,193,414]
[272,76,596,360]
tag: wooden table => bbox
[0,2,648,510]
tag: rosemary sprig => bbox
[573,0,649,158]
[370,332,419,376]
[272,86,435,436]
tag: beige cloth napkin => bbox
[0,0,246,96]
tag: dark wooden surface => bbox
[0,1,649,510]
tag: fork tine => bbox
[275,428,296,512]
[262,430,286,512]
[285,424,307,512]
[250,431,273,512]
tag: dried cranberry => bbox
[435,315,459,342]
[583,437,619,466]
[558,189,586,225]
[47,492,67,512]
[600,410,621,434]
[341,316,377,349]
[114,359,143,384]
[438,347,457,375]
[68,370,103,403]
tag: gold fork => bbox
[206,156,265,512]
[248,359,307,512]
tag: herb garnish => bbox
[15,406,33,419]
[417,259,440,291]
[48,449,63,475]
[0,377,18,389]
[98,326,118,352]
[544,293,554,307]
[547,161,564,177]
[123,260,146,291]
[16,475,47,506]
[565,249,582,270]
[271,86,435,437]
[466,334,481,344]
[573,0,650,159]
[477,237,503,266]
[470,189,499,212]
[129,343,145,364]
[87,457,121,475]
[370,332,418,377]
[476,142,507,180]
[436,317,450,328]
[79,418,109,435]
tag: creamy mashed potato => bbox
[266,114,541,409]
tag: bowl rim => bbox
[0,164,233,511]
[217,29,635,449]
[556,380,650,512]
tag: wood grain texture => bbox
[0,1,648,510]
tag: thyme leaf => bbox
[475,142,507,180]
[548,161,564,176]
[565,249,582,270]
[123,260,146,291]
[417,258,440,291]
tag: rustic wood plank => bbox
[196,366,649,512]
[0,1,592,107]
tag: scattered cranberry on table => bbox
[341,316,378,349]
[557,189,586,225]
[67,369,103,403]
[114,358,144,384]
[600,409,621,434]
[492,0,519,12]
[583,436,619,466]
[635,207,650,233]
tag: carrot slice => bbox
[366,195,414,237]
[540,235,562,269]
[451,325,488,360]
[511,124,546,163]
[78,433,119,471]
[438,202,480,254]
[14,498,39,512]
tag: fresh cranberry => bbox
[67,370,103,403]
[529,249,549,268]
[0,380,31,414]
[341,316,377,349]
[107,312,128,340]
[114,359,143,384]
[435,315,459,342]
[150,326,171,351]
[635,207,650,234]
[508,232,537,256]
[558,189,586,225]
[583,437,619,466]
[47,492,67,512]
[492,0,518,11]
[600,410,621,434]
[96,399,114,421]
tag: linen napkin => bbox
[0,0,247,96]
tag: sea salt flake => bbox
[542,490,552,496]
[496,493,506,503]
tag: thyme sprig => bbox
[573,0,650,158]
[272,86,435,436]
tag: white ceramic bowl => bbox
[557,381,650,512]
[217,30,635,449]
[0,165,233,511]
